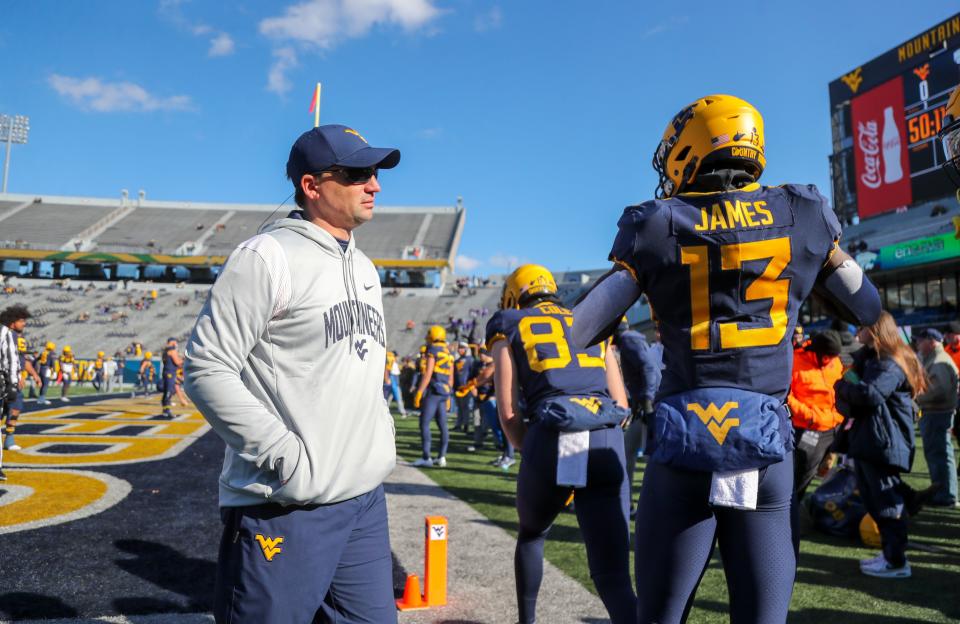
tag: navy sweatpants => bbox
[515,422,636,624]
[634,453,796,624]
[854,460,908,567]
[419,393,450,460]
[214,485,396,624]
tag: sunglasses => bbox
[315,167,379,185]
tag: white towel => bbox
[709,468,759,510]
[556,431,590,488]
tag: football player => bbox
[36,341,57,405]
[135,351,155,397]
[487,264,636,624]
[937,86,960,189]
[58,345,75,402]
[412,326,454,467]
[453,341,475,433]
[92,351,105,392]
[161,338,183,419]
[571,94,882,623]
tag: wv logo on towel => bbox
[355,339,369,361]
[255,534,284,561]
[687,402,740,445]
[569,397,602,414]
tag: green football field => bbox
[394,412,960,623]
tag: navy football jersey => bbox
[486,300,609,411]
[426,343,454,397]
[609,183,840,400]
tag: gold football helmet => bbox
[427,325,447,344]
[501,264,558,309]
[938,86,960,188]
[653,94,766,198]
[45,341,56,351]
[144,351,153,359]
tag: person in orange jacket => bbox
[788,329,845,498]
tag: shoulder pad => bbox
[779,183,841,240]
[616,199,668,230]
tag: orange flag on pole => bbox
[309,83,321,127]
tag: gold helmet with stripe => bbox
[427,325,447,344]
[938,87,960,188]
[45,341,56,351]
[501,264,558,310]
[653,94,766,198]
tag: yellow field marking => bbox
[0,469,131,534]
[6,396,209,467]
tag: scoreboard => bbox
[828,12,960,222]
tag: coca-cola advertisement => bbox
[851,76,912,218]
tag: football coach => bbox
[185,124,401,623]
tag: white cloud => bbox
[489,253,526,269]
[160,0,235,57]
[267,47,299,95]
[259,0,442,94]
[208,32,235,57]
[48,74,193,113]
[643,15,688,38]
[418,127,442,139]
[455,254,481,272]
[474,6,501,32]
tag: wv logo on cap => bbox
[687,402,739,445]
[344,128,368,143]
[255,534,284,561]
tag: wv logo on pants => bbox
[686,402,739,445]
[255,534,284,561]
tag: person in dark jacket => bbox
[835,311,927,579]
[612,320,662,512]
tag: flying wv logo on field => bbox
[255,534,284,562]
[687,402,740,445]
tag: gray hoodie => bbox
[184,215,396,507]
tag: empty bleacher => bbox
[95,208,229,254]
[0,201,115,248]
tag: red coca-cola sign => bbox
[850,76,912,218]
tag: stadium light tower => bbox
[0,114,30,194]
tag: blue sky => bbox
[0,1,956,275]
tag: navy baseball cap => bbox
[917,328,944,342]
[286,124,400,184]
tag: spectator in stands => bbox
[184,123,401,622]
[835,312,926,578]
[787,330,845,499]
[915,328,959,507]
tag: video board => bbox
[828,13,960,221]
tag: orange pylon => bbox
[395,574,426,610]
[395,515,449,611]
[423,516,448,606]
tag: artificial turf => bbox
[394,411,960,623]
